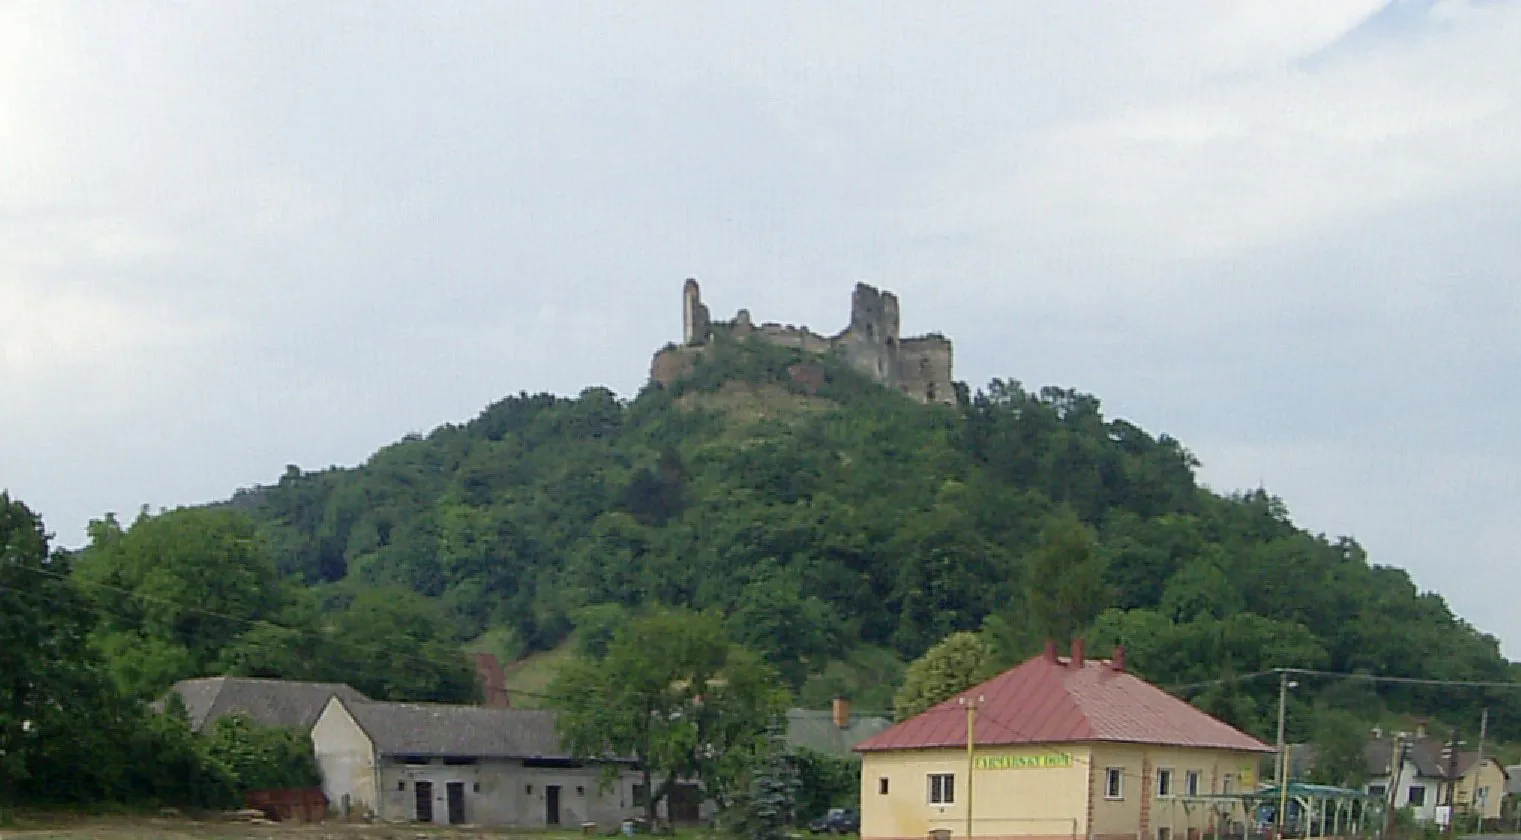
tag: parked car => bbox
[809,808,860,834]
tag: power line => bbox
[1169,667,1521,694]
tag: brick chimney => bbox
[832,697,852,729]
[472,653,511,708]
[1069,637,1086,669]
[1044,639,1059,663]
[1110,646,1126,672]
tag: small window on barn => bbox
[473,782,481,793]
[443,757,477,766]
[879,777,890,795]
[577,786,585,796]
[525,784,534,795]
[402,755,431,765]
[397,780,406,791]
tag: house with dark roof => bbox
[311,694,670,828]
[785,699,893,759]
[157,676,369,733]
[854,640,1273,840]
[1359,733,1507,823]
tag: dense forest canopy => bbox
[7,334,1514,811]
[207,337,1515,745]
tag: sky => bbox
[3,1,1519,651]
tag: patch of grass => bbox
[0,812,678,839]
[464,626,527,665]
[501,641,578,708]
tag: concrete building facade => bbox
[311,695,668,828]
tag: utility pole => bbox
[959,695,983,840]
[1475,710,1489,836]
[1385,734,1407,839]
[1279,745,1293,840]
[1275,671,1296,839]
[1444,729,1462,840]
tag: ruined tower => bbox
[681,278,711,346]
[652,278,955,405]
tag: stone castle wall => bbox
[652,279,955,405]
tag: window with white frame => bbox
[1157,768,1173,797]
[928,773,955,805]
[1408,785,1426,806]
[1368,784,1387,798]
[1185,770,1201,796]
[1105,768,1124,800]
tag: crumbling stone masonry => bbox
[651,278,955,405]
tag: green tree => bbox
[550,609,789,824]
[1,494,98,811]
[1026,512,1110,644]
[1307,708,1369,788]
[729,725,800,840]
[74,507,290,698]
[792,748,860,822]
[204,714,321,792]
[727,562,842,688]
[325,588,479,702]
[893,632,995,722]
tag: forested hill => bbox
[208,337,1516,742]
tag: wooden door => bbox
[546,784,561,826]
[446,781,466,825]
[414,780,434,823]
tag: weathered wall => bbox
[650,345,700,388]
[662,280,955,404]
[378,758,649,828]
[310,697,378,820]
[897,337,955,404]
[859,745,1092,840]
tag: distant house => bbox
[311,694,698,828]
[157,676,369,733]
[785,700,891,759]
[1362,734,1507,823]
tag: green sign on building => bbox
[974,753,1073,770]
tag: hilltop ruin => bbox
[650,279,955,405]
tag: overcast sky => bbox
[3,1,1519,652]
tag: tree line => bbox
[4,335,1514,810]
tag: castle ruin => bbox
[651,279,955,405]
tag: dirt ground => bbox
[0,813,619,840]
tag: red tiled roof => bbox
[856,650,1272,754]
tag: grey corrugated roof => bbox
[342,700,572,760]
[785,709,891,759]
[162,677,369,733]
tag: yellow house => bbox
[856,641,1273,840]
[1452,755,1508,821]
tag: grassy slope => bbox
[500,643,578,709]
